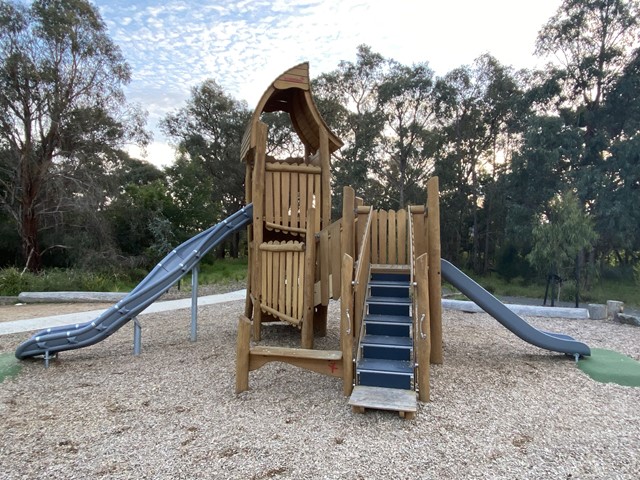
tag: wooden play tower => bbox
[238,63,443,418]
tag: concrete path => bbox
[0,289,247,336]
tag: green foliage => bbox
[0,268,31,295]
[495,244,533,281]
[189,258,247,286]
[0,0,148,271]
[0,267,137,295]
[527,191,598,277]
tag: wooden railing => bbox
[264,161,322,235]
[317,218,343,305]
[370,209,409,265]
[409,206,430,402]
[259,241,305,325]
[352,207,373,343]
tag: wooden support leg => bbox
[236,316,251,394]
[252,302,262,342]
[301,306,314,349]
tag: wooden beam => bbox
[320,128,331,229]
[415,253,431,402]
[236,315,251,393]
[259,242,305,252]
[426,176,443,364]
[265,162,321,173]
[341,253,354,396]
[341,186,355,261]
[302,207,316,348]
[249,346,343,378]
[252,122,268,342]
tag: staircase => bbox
[349,264,417,419]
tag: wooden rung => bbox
[261,304,301,325]
[259,241,305,252]
[251,346,342,361]
[264,222,306,234]
[370,264,410,273]
[409,205,425,214]
[265,162,321,174]
[356,206,372,214]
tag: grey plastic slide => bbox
[441,259,591,357]
[15,204,253,360]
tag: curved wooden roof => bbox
[241,63,343,161]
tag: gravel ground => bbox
[1,300,639,479]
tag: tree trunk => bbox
[21,207,42,272]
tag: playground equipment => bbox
[235,63,590,418]
[15,206,253,364]
[15,62,590,418]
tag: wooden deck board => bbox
[348,385,417,413]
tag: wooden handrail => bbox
[352,208,373,342]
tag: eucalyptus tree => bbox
[377,61,436,209]
[0,0,147,271]
[534,0,640,266]
[161,79,249,257]
[313,45,388,210]
[433,54,520,270]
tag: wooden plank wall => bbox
[317,218,342,305]
[259,241,305,324]
[264,162,322,235]
[370,209,409,265]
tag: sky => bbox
[92,0,564,167]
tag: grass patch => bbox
[0,258,248,296]
[0,353,22,383]
[180,258,248,288]
[461,271,640,309]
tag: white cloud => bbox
[96,0,563,167]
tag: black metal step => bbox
[367,296,411,316]
[361,335,412,360]
[356,358,414,390]
[361,335,412,348]
[367,296,411,305]
[369,279,410,298]
[368,279,411,288]
[364,314,411,337]
[364,314,412,325]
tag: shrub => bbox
[0,268,32,296]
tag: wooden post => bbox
[252,122,268,342]
[415,253,431,402]
[341,186,355,261]
[245,163,253,318]
[319,128,331,229]
[426,177,443,364]
[236,315,251,393]
[302,207,316,349]
[341,253,354,396]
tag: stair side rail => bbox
[352,206,373,343]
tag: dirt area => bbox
[0,303,113,323]
[1,301,638,479]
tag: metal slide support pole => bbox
[133,317,142,356]
[191,264,199,342]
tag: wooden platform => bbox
[348,385,417,419]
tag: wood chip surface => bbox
[1,301,638,479]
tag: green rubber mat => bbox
[0,353,22,383]
[578,348,640,387]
